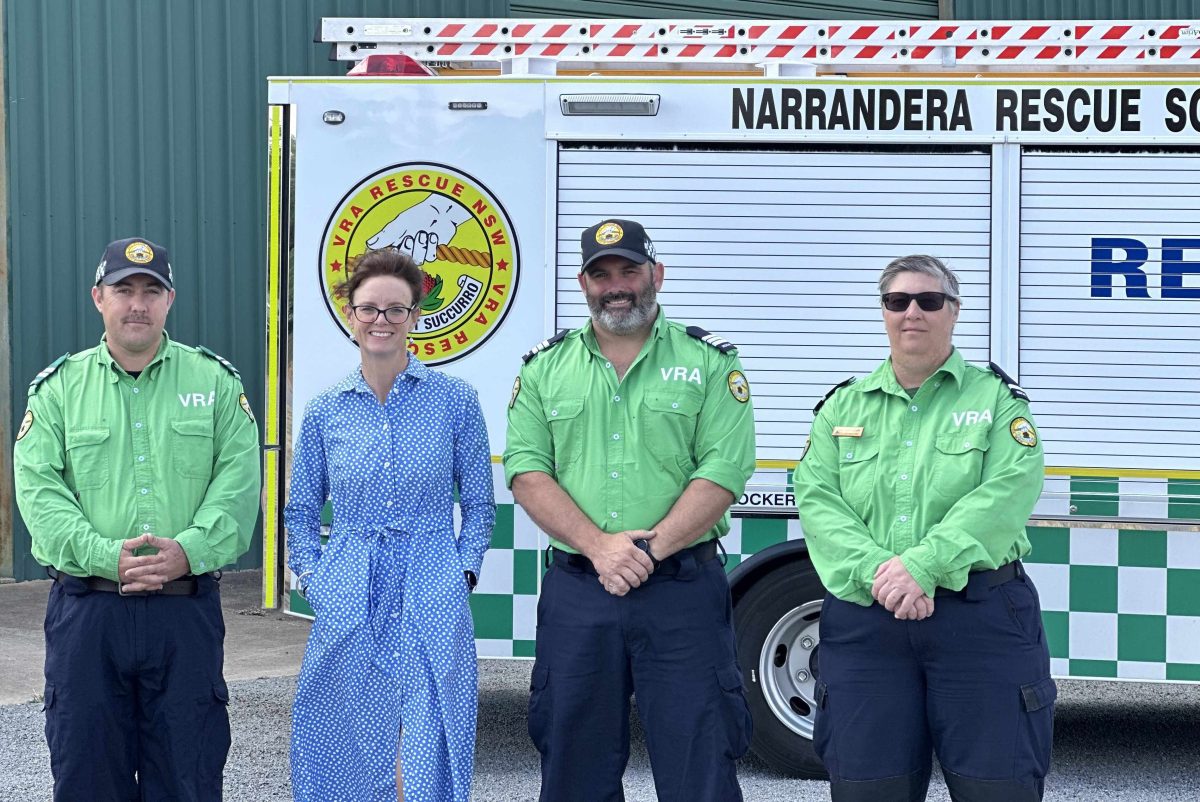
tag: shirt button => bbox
[199,561,206,569]
[671,402,679,409]
[612,433,621,440]
[845,452,854,459]
[910,405,919,412]
[135,422,143,429]
[905,440,913,447]
[132,387,140,394]
[613,395,621,403]
[383,462,390,469]
[900,474,909,480]
[551,409,558,417]
[899,515,908,522]
[386,501,392,507]
[964,441,972,448]
[610,512,618,519]
[611,471,619,478]
[605,361,612,369]
[137,455,145,462]
[142,524,150,531]
[140,488,149,495]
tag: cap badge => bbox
[125,241,154,264]
[596,223,624,245]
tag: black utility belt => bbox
[47,566,212,597]
[934,560,1024,600]
[549,538,719,575]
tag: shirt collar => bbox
[857,347,964,395]
[96,331,172,382]
[338,356,430,395]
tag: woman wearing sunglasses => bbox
[795,255,1054,802]
[285,248,495,802]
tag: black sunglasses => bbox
[881,291,955,313]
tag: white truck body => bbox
[264,18,1200,775]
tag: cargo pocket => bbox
[931,431,990,503]
[1020,677,1057,779]
[65,427,111,490]
[544,398,585,471]
[171,419,215,479]
[527,664,551,756]
[813,681,837,776]
[837,438,879,512]
[716,664,752,760]
[197,681,231,785]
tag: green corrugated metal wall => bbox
[511,1,939,19]
[953,1,1198,19]
[3,0,504,580]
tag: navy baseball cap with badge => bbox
[94,237,174,290]
[580,218,657,273]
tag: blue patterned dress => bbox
[286,357,494,802]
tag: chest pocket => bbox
[66,427,111,490]
[931,430,991,504]
[642,391,702,467]
[171,419,215,479]
[545,398,585,471]
[837,437,880,512]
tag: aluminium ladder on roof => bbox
[318,18,1200,72]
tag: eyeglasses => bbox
[349,304,417,324]
[881,292,956,313]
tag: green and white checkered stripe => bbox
[290,469,1200,680]
[1023,475,1200,682]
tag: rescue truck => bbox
[264,18,1200,776]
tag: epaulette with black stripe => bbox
[198,346,241,379]
[521,330,568,364]
[28,353,70,395]
[813,377,856,416]
[989,362,1030,402]
[685,326,736,354]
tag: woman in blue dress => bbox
[286,248,495,801]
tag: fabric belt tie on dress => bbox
[47,566,213,597]
[549,538,720,576]
[934,560,1024,601]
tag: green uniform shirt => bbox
[13,333,261,581]
[795,349,1044,605]
[503,308,756,552]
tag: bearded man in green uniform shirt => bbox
[504,219,756,802]
[13,237,261,802]
[796,255,1055,802]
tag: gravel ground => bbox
[2,661,1197,801]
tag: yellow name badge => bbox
[832,426,864,437]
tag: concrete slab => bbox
[0,570,309,705]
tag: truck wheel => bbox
[733,558,828,779]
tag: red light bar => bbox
[348,54,437,76]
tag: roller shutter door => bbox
[556,144,992,461]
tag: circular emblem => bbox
[125,241,154,264]
[509,375,521,409]
[16,409,33,441]
[1010,417,1038,448]
[595,222,624,245]
[727,370,750,403]
[319,163,520,365]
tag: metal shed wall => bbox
[3,0,505,580]
[511,1,940,20]
[951,1,1199,19]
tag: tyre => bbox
[733,557,827,778]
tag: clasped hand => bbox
[118,534,193,593]
[872,556,935,620]
[588,530,657,597]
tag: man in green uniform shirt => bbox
[504,219,755,802]
[13,237,261,802]
[795,255,1055,802]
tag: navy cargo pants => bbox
[43,573,230,802]
[528,545,753,802]
[814,568,1057,802]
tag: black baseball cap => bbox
[94,237,174,290]
[580,218,657,273]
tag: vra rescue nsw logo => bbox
[320,163,519,365]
